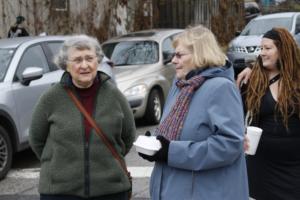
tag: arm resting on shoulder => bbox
[236,67,252,88]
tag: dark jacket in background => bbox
[8,25,29,38]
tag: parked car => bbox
[102,29,183,125]
[227,12,300,75]
[245,1,261,24]
[0,36,66,179]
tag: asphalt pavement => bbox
[0,122,156,200]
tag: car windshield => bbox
[102,41,159,66]
[240,17,293,36]
[0,48,15,82]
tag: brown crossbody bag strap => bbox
[65,87,131,180]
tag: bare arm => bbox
[236,67,252,88]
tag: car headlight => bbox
[227,43,234,52]
[124,84,147,97]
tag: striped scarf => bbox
[155,74,206,140]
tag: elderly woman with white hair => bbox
[29,35,135,200]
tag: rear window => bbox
[241,17,293,36]
[102,41,159,66]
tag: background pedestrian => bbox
[8,15,29,38]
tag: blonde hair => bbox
[173,24,226,68]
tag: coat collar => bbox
[60,71,111,88]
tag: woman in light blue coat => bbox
[138,25,249,200]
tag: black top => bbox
[8,26,29,38]
[269,74,280,85]
[246,88,300,200]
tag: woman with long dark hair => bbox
[243,27,300,200]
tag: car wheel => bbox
[145,89,163,125]
[0,126,13,180]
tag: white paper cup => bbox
[245,126,263,155]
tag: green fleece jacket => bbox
[29,72,136,197]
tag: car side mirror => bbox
[21,67,43,86]
[163,52,174,64]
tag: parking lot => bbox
[0,122,156,200]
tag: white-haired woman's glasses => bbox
[68,55,97,65]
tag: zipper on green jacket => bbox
[84,129,90,196]
[84,83,102,197]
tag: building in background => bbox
[0,0,142,42]
[152,0,245,46]
[0,0,244,45]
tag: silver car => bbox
[227,12,300,74]
[102,29,183,125]
[0,36,66,179]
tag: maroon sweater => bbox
[75,80,100,141]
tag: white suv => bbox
[227,12,300,75]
